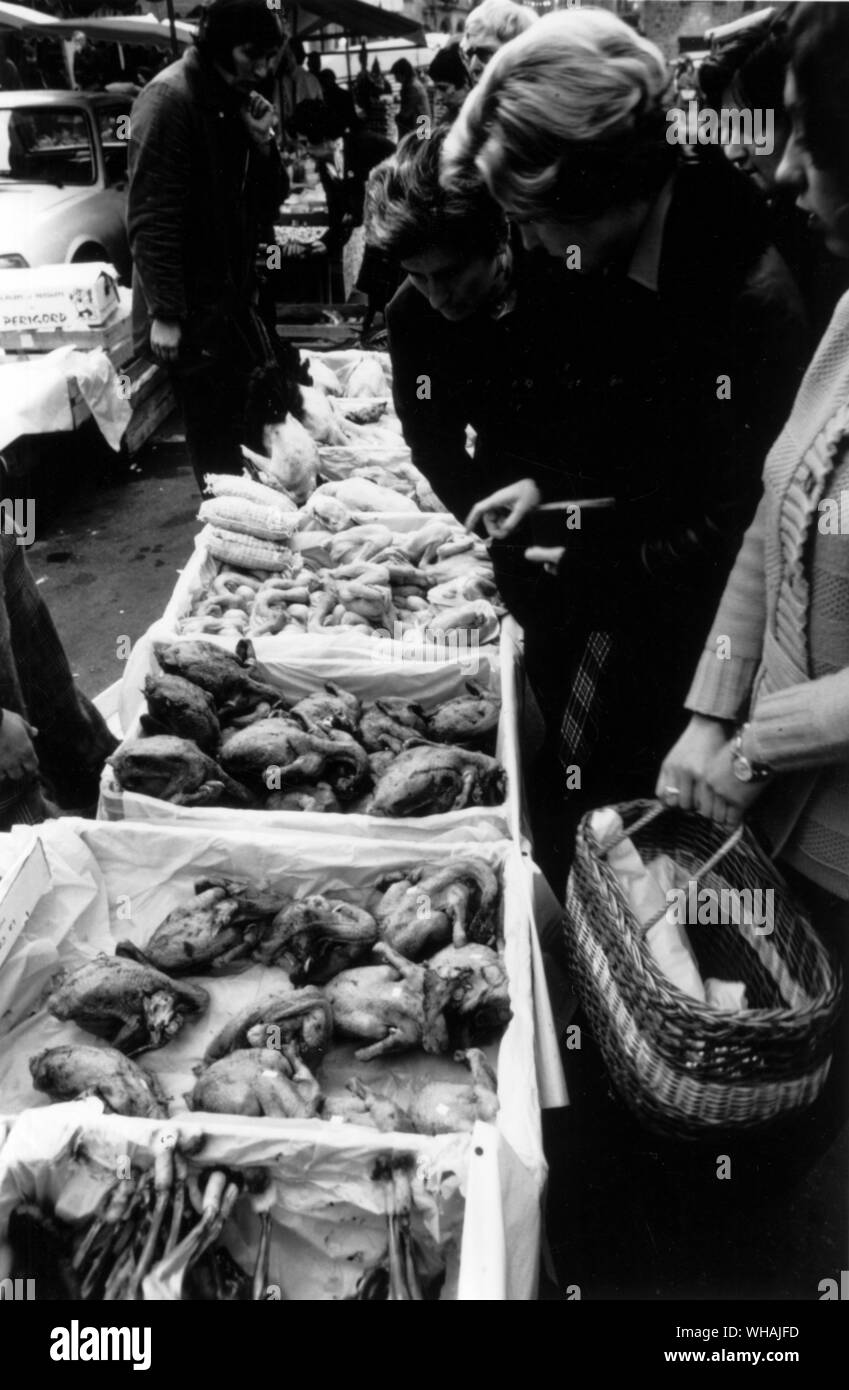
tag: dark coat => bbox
[395,76,429,139]
[127,47,283,355]
[387,156,811,782]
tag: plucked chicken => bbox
[359,698,427,753]
[108,736,254,808]
[252,895,378,982]
[408,1049,499,1134]
[116,883,256,976]
[322,942,462,1061]
[219,718,369,801]
[323,1078,416,1133]
[373,860,500,958]
[188,1046,320,1118]
[425,683,500,750]
[369,744,505,817]
[141,674,220,752]
[203,986,332,1066]
[429,943,512,1045]
[46,955,209,1054]
[30,1044,168,1118]
[153,639,283,714]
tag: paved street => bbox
[23,431,197,700]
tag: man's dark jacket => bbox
[127,46,282,355]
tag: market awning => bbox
[46,14,197,52]
[36,3,425,54]
[292,0,427,46]
[170,0,426,47]
[53,0,139,14]
[0,2,62,32]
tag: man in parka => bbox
[128,0,285,487]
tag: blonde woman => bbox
[443,7,808,854]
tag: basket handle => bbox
[640,822,746,936]
[592,800,746,936]
[595,800,667,856]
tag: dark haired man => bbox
[389,57,429,139]
[427,43,469,126]
[128,0,285,488]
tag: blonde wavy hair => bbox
[463,0,537,52]
[444,7,674,220]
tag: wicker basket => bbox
[564,799,843,1139]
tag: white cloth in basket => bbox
[590,808,706,1001]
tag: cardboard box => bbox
[0,263,121,333]
[0,820,556,1298]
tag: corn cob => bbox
[204,472,298,512]
[206,525,292,571]
[199,496,297,544]
[178,612,249,635]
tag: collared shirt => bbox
[488,247,518,321]
[626,175,676,293]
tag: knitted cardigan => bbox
[686,289,849,899]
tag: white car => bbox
[0,90,132,281]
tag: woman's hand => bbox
[656,714,731,813]
[0,710,39,783]
[697,740,767,828]
[465,479,541,538]
[657,715,764,828]
[150,318,182,364]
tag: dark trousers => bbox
[171,306,273,492]
[173,354,249,490]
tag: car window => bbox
[0,107,95,186]
[98,106,131,187]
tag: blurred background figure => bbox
[390,57,429,139]
[72,32,118,91]
[353,47,392,139]
[462,0,537,86]
[16,39,44,90]
[0,36,21,92]
[318,68,357,137]
[428,42,469,127]
[674,53,700,102]
[279,35,323,129]
[289,37,322,102]
[699,3,849,335]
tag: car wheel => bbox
[71,243,109,264]
[72,241,131,285]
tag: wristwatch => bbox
[731,723,772,783]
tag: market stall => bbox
[0,817,556,1299]
[0,264,174,472]
[0,339,568,1300]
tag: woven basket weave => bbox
[564,800,843,1138]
